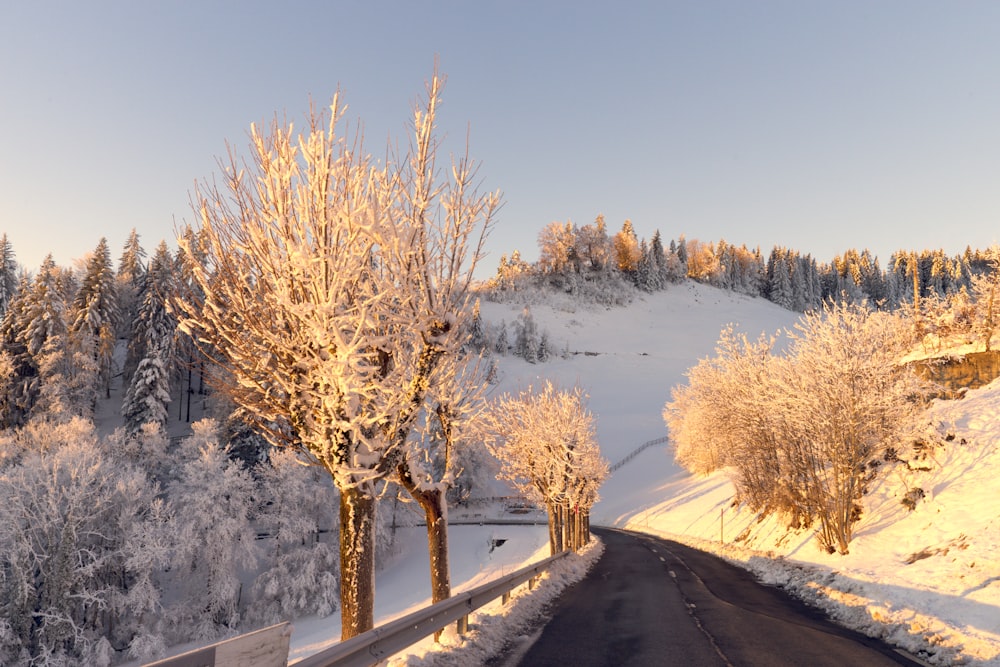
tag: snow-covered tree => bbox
[765,247,795,309]
[116,229,147,338]
[164,420,258,639]
[249,448,339,626]
[612,219,641,274]
[20,256,76,421]
[513,306,540,362]
[172,227,210,424]
[0,418,167,666]
[684,238,720,282]
[537,220,578,274]
[70,238,119,405]
[121,356,172,436]
[665,304,929,555]
[635,239,657,292]
[0,274,35,428]
[493,319,509,356]
[395,355,490,617]
[0,234,18,319]
[970,245,1000,351]
[122,242,176,434]
[665,327,776,480]
[649,229,669,287]
[575,215,612,272]
[467,298,490,353]
[173,70,499,639]
[780,304,927,553]
[485,382,607,554]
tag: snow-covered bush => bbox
[163,420,258,640]
[666,303,930,554]
[0,418,166,666]
[248,448,339,626]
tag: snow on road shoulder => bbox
[386,537,604,666]
[622,380,1000,666]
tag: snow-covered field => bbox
[384,281,999,666]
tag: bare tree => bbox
[484,382,607,554]
[173,69,499,639]
[666,304,929,555]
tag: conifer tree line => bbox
[0,232,193,434]
[483,215,1000,320]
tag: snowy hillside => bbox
[477,281,1000,666]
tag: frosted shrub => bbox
[249,449,339,625]
[0,420,165,665]
[666,304,930,554]
[164,420,258,640]
[249,544,339,625]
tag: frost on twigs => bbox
[666,302,932,555]
[172,65,500,638]
[484,381,608,555]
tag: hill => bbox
[479,281,1000,666]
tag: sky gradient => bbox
[3,1,1000,276]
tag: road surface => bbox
[495,528,926,667]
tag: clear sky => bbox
[3,1,1000,276]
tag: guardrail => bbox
[609,436,669,472]
[142,549,571,667]
[143,622,291,667]
[293,549,571,667]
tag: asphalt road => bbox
[497,528,926,667]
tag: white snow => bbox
[113,280,999,666]
[318,283,1000,665]
[468,281,1000,666]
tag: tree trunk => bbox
[405,485,451,603]
[396,463,451,640]
[547,501,562,555]
[561,503,573,552]
[339,486,376,640]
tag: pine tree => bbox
[636,239,664,292]
[766,248,795,310]
[514,307,539,363]
[468,298,488,353]
[0,234,18,320]
[494,319,509,356]
[650,229,668,286]
[70,238,119,405]
[537,331,552,362]
[0,274,34,427]
[20,256,75,420]
[123,241,175,389]
[116,229,147,338]
[676,234,689,272]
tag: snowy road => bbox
[498,528,927,667]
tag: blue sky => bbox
[3,1,1000,276]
